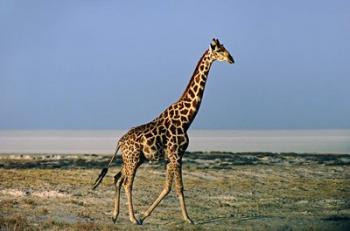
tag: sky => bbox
[0,0,349,129]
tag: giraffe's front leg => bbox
[175,162,194,224]
[139,162,175,224]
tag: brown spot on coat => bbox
[151,128,158,135]
[181,109,188,115]
[198,88,204,97]
[169,125,177,134]
[189,89,195,98]
[192,101,197,108]
[177,136,185,144]
[164,119,170,128]
[173,119,181,126]
[147,138,154,146]
[176,127,183,134]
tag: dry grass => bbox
[0,153,349,230]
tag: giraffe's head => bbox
[209,38,234,64]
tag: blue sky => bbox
[1,1,349,129]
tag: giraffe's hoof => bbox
[112,217,117,224]
[137,218,143,225]
[130,218,143,225]
[185,218,194,224]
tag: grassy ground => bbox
[0,152,349,230]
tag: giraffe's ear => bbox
[210,39,217,50]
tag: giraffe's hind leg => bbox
[112,170,124,223]
[123,164,142,225]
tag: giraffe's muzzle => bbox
[227,54,235,64]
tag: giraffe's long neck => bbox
[177,49,213,128]
[155,49,214,131]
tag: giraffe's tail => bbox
[92,145,120,190]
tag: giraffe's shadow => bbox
[194,214,272,225]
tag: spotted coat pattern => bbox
[100,39,234,225]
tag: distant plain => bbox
[1,129,349,154]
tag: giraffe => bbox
[92,38,234,225]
